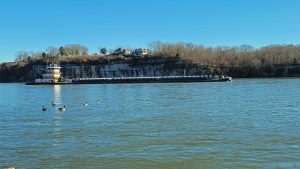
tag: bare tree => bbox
[30,51,43,59]
[15,51,29,62]
[65,44,88,56]
[47,47,59,57]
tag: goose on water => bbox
[84,101,89,106]
[58,106,66,111]
[97,99,101,104]
[42,106,48,111]
[52,101,57,107]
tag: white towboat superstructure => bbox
[35,64,62,83]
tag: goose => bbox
[52,101,57,107]
[84,101,89,106]
[42,106,48,111]
[97,99,101,104]
[58,106,66,111]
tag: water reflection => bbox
[52,85,64,147]
[53,85,61,106]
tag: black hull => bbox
[73,77,231,84]
[26,82,72,85]
[26,76,232,85]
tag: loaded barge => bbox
[26,64,232,85]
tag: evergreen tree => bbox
[59,46,66,56]
[100,47,107,55]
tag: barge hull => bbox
[26,76,231,85]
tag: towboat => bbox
[26,64,66,85]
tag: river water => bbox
[0,79,299,169]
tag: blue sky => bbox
[1,0,300,62]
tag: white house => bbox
[134,48,149,56]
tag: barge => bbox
[26,64,232,85]
[71,76,232,84]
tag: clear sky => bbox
[1,0,300,62]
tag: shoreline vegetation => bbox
[0,42,300,82]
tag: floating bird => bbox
[84,101,89,106]
[97,99,101,104]
[52,101,57,107]
[58,106,66,111]
[42,106,48,112]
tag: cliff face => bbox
[61,64,192,78]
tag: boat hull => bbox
[26,76,232,85]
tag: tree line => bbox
[150,42,299,68]
[15,44,91,62]
[14,42,299,69]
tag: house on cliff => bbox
[112,48,131,55]
[134,48,149,56]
